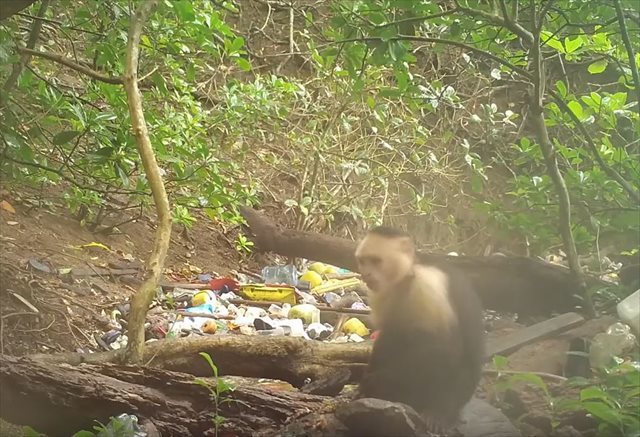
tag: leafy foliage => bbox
[320,0,639,256]
[1,0,257,229]
[492,355,640,436]
[1,0,638,255]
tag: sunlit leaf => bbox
[588,60,608,74]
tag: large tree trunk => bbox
[240,206,594,317]
[0,355,327,436]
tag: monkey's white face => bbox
[355,233,414,293]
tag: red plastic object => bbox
[370,330,380,340]
[209,277,240,292]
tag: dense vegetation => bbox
[2,0,638,257]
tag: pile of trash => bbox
[98,262,373,351]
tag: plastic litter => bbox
[589,322,637,368]
[288,304,320,325]
[616,289,640,335]
[299,270,323,288]
[268,303,291,318]
[262,264,298,286]
[97,413,147,437]
[306,322,333,340]
[342,317,369,337]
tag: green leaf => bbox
[541,31,564,52]
[52,130,81,145]
[564,36,583,54]
[229,37,245,52]
[71,431,96,437]
[492,355,508,370]
[582,401,623,428]
[366,96,376,109]
[388,41,406,62]
[580,387,609,401]
[22,427,46,437]
[567,101,584,119]
[555,80,567,98]
[199,352,218,378]
[588,60,608,74]
[173,0,196,21]
[234,57,251,72]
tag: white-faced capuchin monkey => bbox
[354,226,485,433]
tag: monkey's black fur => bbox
[357,264,485,429]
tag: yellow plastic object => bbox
[311,277,362,295]
[300,270,323,288]
[342,317,369,337]
[192,291,213,307]
[288,304,321,324]
[323,265,338,275]
[308,262,327,274]
[239,284,297,305]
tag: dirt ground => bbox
[0,185,270,356]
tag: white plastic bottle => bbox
[617,289,640,335]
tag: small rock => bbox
[552,425,583,437]
[336,398,428,437]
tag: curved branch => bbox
[453,0,533,46]
[2,0,50,96]
[122,0,170,365]
[17,47,123,84]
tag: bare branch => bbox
[17,47,123,84]
[537,0,558,31]
[529,3,593,316]
[453,0,533,46]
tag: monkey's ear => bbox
[398,236,415,256]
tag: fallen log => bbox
[29,335,371,387]
[240,206,592,317]
[0,355,327,437]
[29,313,584,389]
[1,355,521,437]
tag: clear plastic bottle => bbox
[261,264,298,286]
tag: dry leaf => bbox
[0,200,16,214]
